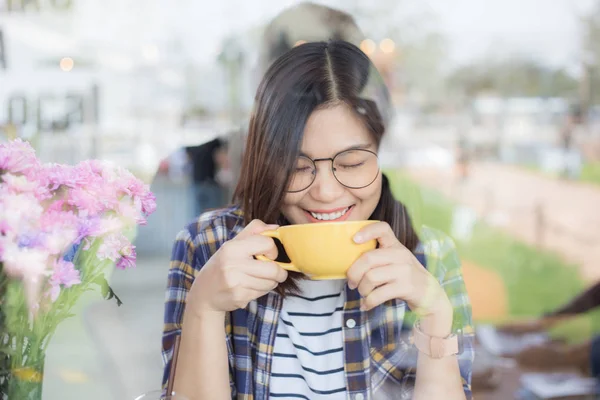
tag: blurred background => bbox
[2,0,600,399]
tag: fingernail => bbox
[348,281,356,290]
[353,233,363,243]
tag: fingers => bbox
[241,275,281,292]
[224,234,279,260]
[355,264,399,297]
[243,260,288,283]
[234,219,279,241]
[360,282,400,311]
[346,248,397,289]
[353,221,401,249]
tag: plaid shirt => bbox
[162,207,474,399]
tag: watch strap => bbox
[412,321,460,359]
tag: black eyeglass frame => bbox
[286,149,380,193]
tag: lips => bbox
[303,205,354,223]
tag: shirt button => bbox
[346,318,356,328]
[355,393,364,400]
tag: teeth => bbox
[310,207,350,221]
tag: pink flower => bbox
[0,139,40,176]
[0,192,44,234]
[77,159,106,176]
[96,233,127,261]
[118,198,143,224]
[140,191,157,217]
[96,216,125,236]
[2,173,39,193]
[67,187,106,216]
[38,210,79,255]
[116,245,136,270]
[44,163,88,190]
[49,259,81,301]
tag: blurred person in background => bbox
[559,104,583,179]
[163,39,474,400]
[499,280,600,386]
[455,132,470,182]
[227,2,365,195]
[184,137,231,216]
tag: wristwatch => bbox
[411,321,463,359]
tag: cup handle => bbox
[256,230,301,273]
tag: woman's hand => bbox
[346,221,453,335]
[188,219,288,316]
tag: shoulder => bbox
[418,226,458,256]
[187,206,245,244]
[170,206,245,273]
[415,226,461,279]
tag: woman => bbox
[163,41,474,400]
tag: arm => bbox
[500,281,600,334]
[162,218,286,400]
[413,231,474,400]
[347,224,474,399]
[174,308,231,399]
[547,281,600,317]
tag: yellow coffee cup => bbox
[256,220,378,280]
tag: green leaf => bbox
[93,275,123,307]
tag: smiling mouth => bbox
[304,205,354,222]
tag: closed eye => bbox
[295,166,313,173]
[338,162,365,169]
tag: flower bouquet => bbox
[0,139,156,399]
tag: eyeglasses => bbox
[287,149,380,193]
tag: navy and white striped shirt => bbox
[270,279,347,399]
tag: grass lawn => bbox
[386,170,600,343]
[580,162,600,186]
[520,161,600,187]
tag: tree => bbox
[580,1,600,108]
[448,56,578,98]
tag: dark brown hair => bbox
[234,41,418,294]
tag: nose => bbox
[309,162,345,202]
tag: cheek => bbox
[354,176,382,203]
[282,192,304,206]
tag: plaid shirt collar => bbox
[163,206,474,400]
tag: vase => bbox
[0,362,44,400]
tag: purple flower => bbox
[75,217,102,243]
[17,233,44,248]
[116,245,136,270]
[49,259,81,301]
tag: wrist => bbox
[183,305,226,328]
[187,288,227,322]
[418,298,453,337]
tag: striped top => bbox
[269,279,347,399]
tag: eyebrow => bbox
[299,143,374,158]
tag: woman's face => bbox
[281,103,382,225]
